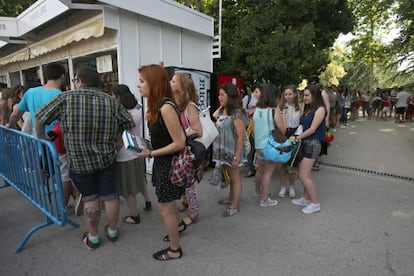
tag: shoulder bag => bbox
[263,109,293,163]
[160,99,196,188]
[193,106,219,148]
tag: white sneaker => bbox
[302,203,321,214]
[260,198,278,207]
[289,186,296,198]
[278,186,287,198]
[291,196,310,206]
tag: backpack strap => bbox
[160,98,186,136]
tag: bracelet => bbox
[233,156,239,161]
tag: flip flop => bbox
[222,207,239,217]
[122,215,140,224]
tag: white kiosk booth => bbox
[0,0,215,172]
[0,0,214,94]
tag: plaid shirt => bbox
[35,87,135,174]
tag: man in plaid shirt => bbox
[35,67,135,250]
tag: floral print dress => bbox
[212,109,247,167]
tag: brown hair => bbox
[303,84,324,114]
[172,73,199,112]
[138,64,173,124]
[220,83,242,116]
[279,84,300,111]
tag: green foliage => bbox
[213,0,354,87]
[391,0,414,75]
[348,0,394,64]
[0,0,34,16]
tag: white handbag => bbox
[195,107,219,148]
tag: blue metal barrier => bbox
[0,125,79,252]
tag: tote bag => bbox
[194,107,219,148]
[169,145,196,187]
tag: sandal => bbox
[178,202,188,212]
[217,198,232,205]
[182,213,199,226]
[104,225,118,242]
[163,220,187,242]
[82,232,100,250]
[122,215,140,224]
[222,207,239,217]
[153,247,183,261]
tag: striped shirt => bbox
[35,87,135,174]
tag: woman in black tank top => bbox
[135,64,186,261]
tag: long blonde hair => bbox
[172,73,199,112]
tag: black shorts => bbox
[396,107,405,114]
[69,163,118,202]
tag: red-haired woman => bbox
[136,64,186,261]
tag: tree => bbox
[347,0,394,91]
[175,0,209,13]
[214,0,354,87]
[319,44,347,86]
[391,0,414,77]
[0,0,34,16]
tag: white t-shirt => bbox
[116,108,143,162]
[396,91,410,108]
[242,94,258,109]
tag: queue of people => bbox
[3,62,413,261]
[325,86,413,129]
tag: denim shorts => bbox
[69,163,118,202]
[253,149,264,167]
[301,139,321,160]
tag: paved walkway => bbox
[1,119,413,276]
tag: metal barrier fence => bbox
[0,125,79,252]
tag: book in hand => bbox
[122,130,149,153]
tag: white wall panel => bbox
[117,9,140,94]
[161,23,181,67]
[182,30,212,72]
[138,16,161,66]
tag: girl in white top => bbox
[275,85,301,198]
[114,85,151,224]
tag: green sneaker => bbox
[104,225,118,242]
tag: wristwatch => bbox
[148,151,153,158]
